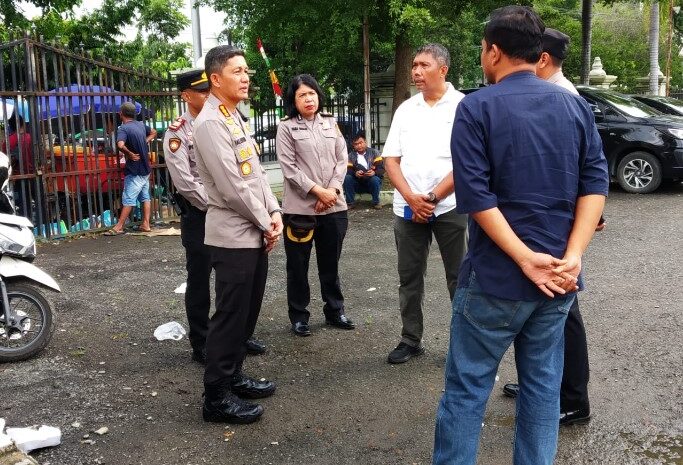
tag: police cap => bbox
[176,68,209,91]
[542,28,570,60]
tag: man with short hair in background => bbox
[344,132,384,209]
[106,101,157,235]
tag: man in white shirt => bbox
[383,43,468,364]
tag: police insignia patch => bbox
[169,138,181,153]
[240,161,252,176]
[219,105,230,117]
[238,148,250,161]
[232,127,242,137]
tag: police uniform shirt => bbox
[193,93,280,249]
[276,113,348,215]
[163,111,208,211]
[548,70,579,95]
[382,82,464,218]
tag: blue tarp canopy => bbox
[38,85,143,120]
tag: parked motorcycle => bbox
[0,151,60,362]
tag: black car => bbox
[577,86,683,193]
[631,94,683,117]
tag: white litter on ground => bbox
[174,282,187,294]
[5,425,61,453]
[366,287,377,292]
[153,321,187,341]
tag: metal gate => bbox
[0,34,181,238]
[250,95,384,162]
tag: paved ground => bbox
[1,183,682,465]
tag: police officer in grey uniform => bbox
[193,46,283,425]
[163,69,267,365]
[276,74,355,337]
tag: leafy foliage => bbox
[0,0,191,76]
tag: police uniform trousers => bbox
[284,211,348,324]
[203,246,268,386]
[560,298,590,412]
[180,205,212,353]
[393,208,468,347]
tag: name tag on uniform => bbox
[235,137,247,145]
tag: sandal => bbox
[104,228,125,236]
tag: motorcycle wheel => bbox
[0,283,55,362]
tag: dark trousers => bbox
[284,211,348,324]
[561,298,590,411]
[180,206,211,352]
[204,246,268,387]
[393,209,468,346]
[343,174,382,205]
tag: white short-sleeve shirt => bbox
[382,83,465,217]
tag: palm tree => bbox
[580,0,593,85]
[649,1,661,95]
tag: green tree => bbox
[0,0,191,77]
[211,0,523,112]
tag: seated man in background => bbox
[343,132,384,209]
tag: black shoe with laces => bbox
[230,373,276,399]
[387,342,425,364]
[246,338,267,355]
[202,383,264,424]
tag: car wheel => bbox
[616,151,662,194]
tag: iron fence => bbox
[0,34,181,238]
[250,96,384,162]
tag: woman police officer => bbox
[276,74,355,336]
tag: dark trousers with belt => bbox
[203,246,268,387]
[180,206,212,353]
[561,298,590,412]
[284,211,348,324]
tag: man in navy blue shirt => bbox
[432,6,608,465]
[107,102,157,235]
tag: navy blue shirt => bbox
[452,71,608,301]
[117,121,152,176]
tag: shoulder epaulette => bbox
[168,117,185,132]
[280,116,290,121]
[320,112,334,117]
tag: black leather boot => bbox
[230,372,276,399]
[202,382,264,424]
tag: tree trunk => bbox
[580,0,593,85]
[391,32,413,116]
[649,1,661,95]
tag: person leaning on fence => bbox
[163,68,267,367]
[105,101,157,235]
[192,45,283,425]
[276,73,355,337]
[343,132,384,209]
[432,6,608,465]
[382,43,468,364]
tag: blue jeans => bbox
[343,174,381,205]
[433,271,575,465]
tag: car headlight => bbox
[667,128,683,139]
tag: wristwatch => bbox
[427,192,438,203]
[270,208,283,215]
